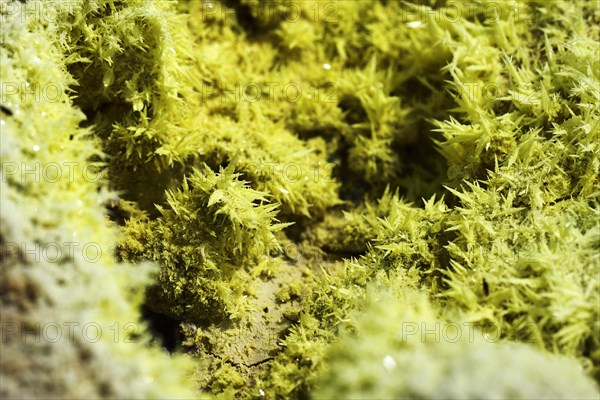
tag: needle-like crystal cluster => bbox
[1,0,598,398]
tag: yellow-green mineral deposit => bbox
[0,0,598,399]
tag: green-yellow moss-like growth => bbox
[2,0,599,398]
[0,2,198,397]
[313,286,599,399]
[120,160,290,321]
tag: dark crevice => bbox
[222,0,272,38]
[0,105,14,116]
[225,0,258,32]
[140,306,182,353]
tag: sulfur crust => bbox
[1,0,598,398]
